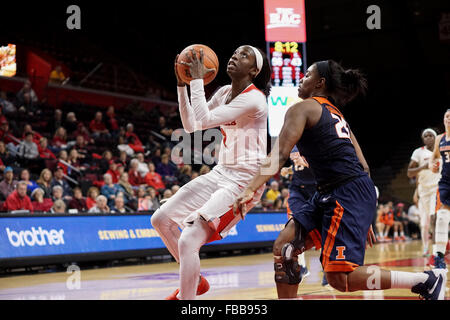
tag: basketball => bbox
[176,44,219,85]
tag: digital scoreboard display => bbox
[269,41,304,87]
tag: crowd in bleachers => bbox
[0,79,209,214]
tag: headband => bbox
[247,45,263,77]
[422,128,437,138]
[316,60,331,87]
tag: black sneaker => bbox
[411,269,447,300]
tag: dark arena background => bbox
[0,0,449,311]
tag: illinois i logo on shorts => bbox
[336,246,346,260]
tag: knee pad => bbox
[274,244,301,285]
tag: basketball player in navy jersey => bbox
[429,109,450,270]
[235,60,447,299]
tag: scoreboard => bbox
[264,0,307,137]
[268,41,305,87]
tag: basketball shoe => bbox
[165,275,210,300]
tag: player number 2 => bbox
[331,113,351,139]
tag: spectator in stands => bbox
[117,150,129,170]
[17,79,38,104]
[393,203,407,241]
[86,186,100,210]
[144,162,165,193]
[161,189,173,203]
[156,154,177,186]
[36,168,53,199]
[157,116,173,142]
[68,187,88,212]
[171,184,180,195]
[68,148,84,172]
[177,164,192,186]
[51,127,68,151]
[0,91,17,115]
[191,171,199,180]
[51,185,67,206]
[4,181,33,212]
[199,165,210,176]
[31,188,53,213]
[126,123,144,147]
[38,137,56,160]
[127,135,145,154]
[0,167,18,201]
[73,135,90,163]
[51,199,67,214]
[56,150,69,174]
[51,167,73,201]
[64,112,79,138]
[0,154,5,173]
[22,124,42,145]
[105,106,120,138]
[89,111,111,141]
[101,173,120,208]
[47,109,64,138]
[103,160,119,183]
[17,132,39,160]
[265,180,281,204]
[147,186,160,210]
[88,195,110,213]
[128,158,146,186]
[116,172,137,209]
[19,169,38,196]
[49,65,66,85]
[99,150,113,173]
[137,187,152,211]
[151,147,162,166]
[136,153,149,175]
[111,194,128,213]
[73,123,94,145]
[0,141,15,166]
[0,121,20,148]
[17,92,39,116]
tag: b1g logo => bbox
[6,227,65,247]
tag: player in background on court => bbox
[235,60,447,300]
[279,146,316,292]
[151,45,272,300]
[429,109,450,270]
[407,128,440,256]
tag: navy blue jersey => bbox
[439,134,450,183]
[296,97,365,186]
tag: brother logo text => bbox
[6,227,65,247]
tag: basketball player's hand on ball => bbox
[174,55,186,87]
[234,189,255,220]
[179,48,215,80]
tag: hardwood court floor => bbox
[0,240,448,300]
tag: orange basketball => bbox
[176,44,219,85]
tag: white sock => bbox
[400,231,404,237]
[435,209,450,254]
[298,252,306,267]
[390,271,429,289]
[394,231,398,238]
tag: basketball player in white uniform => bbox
[407,128,441,256]
[151,45,272,300]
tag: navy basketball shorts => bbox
[292,175,377,273]
[287,185,316,218]
[437,180,450,207]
